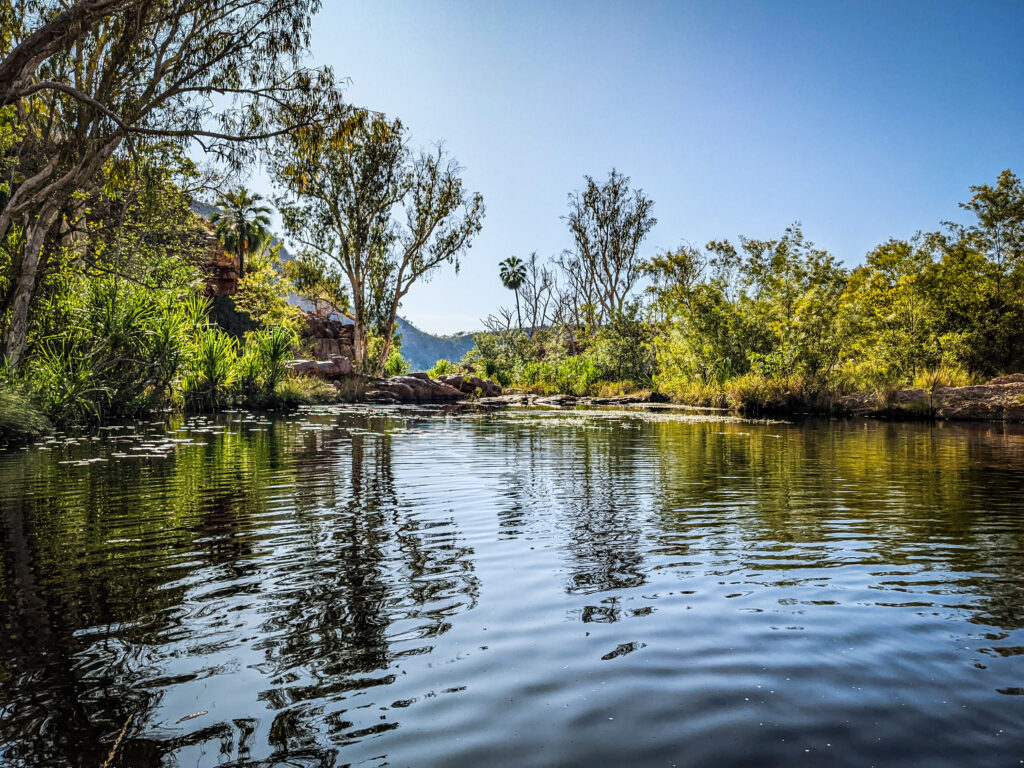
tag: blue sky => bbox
[257,0,1024,334]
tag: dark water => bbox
[2,407,1024,767]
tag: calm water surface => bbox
[2,407,1024,767]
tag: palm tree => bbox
[499,256,526,329]
[210,187,273,279]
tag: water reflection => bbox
[0,410,1023,766]
[0,412,480,766]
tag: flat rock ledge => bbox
[286,359,502,404]
[471,392,671,410]
[840,374,1024,422]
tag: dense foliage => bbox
[1,3,1022,437]
[466,169,1024,411]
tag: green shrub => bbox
[428,358,458,378]
[27,280,209,424]
[236,326,298,406]
[273,375,340,407]
[383,346,410,377]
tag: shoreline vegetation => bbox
[2,6,1024,446]
[5,369,1024,449]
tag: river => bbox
[1,406,1023,766]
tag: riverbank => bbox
[840,374,1024,422]
[469,375,1024,424]
[6,369,1024,448]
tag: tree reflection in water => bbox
[0,413,479,766]
[1,412,1024,766]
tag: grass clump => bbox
[273,375,340,407]
[725,374,844,415]
[912,365,975,392]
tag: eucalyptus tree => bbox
[210,188,273,278]
[270,107,485,375]
[560,168,656,325]
[498,255,525,329]
[0,0,334,366]
[518,252,557,338]
[283,251,350,319]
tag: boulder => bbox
[437,373,502,397]
[287,360,319,376]
[330,356,354,376]
[366,375,466,404]
[535,394,579,407]
[286,356,354,380]
[476,394,541,408]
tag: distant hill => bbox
[395,317,476,371]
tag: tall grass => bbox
[912,365,976,392]
[273,375,342,406]
[724,373,845,415]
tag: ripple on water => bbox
[1,410,1024,767]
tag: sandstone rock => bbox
[330,356,353,376]
[375,381,417,401]
[535,394,579,407]
[301,312,356,361]
[989,373,1024,385]
[286,356,354,380]
[363,389,402,404]
[437,373,502,397]
[587,393,669,406]
[475,394,541,408]
[286,360,319,377]
[841,380,1024,422]
[367,375,466,404]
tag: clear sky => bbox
[255,0,1024,335]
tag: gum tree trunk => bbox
[3,205,59,367]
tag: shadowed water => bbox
[1,407,1024,767]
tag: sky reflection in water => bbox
[1,408,1024,767]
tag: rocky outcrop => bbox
[301,313,356,360]
[988,373,1024,386]
[202,235,239,296]
[468,391,671,410]
[363,373,465,404]
[437,373,502,398]
[841,376,1024,422]
[287,355,354,379]
[283,361,500,404]
[531,392,670,408]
